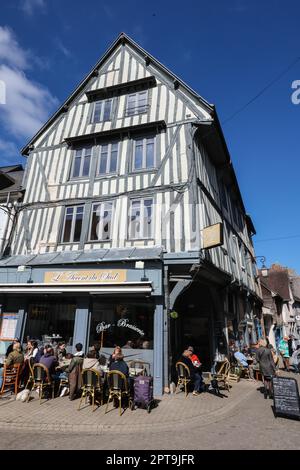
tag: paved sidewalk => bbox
[0,379,257,435]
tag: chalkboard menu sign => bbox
[272,376,300,420]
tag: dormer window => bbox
[126,91,148,116]
[92,99,112,123]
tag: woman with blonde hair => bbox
[256,338,276,399]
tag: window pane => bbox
[146,139,154,168]
[93,102,102,122]
[110,143,118,172]
[72,155,81,178]
[143,199,153,238]
[101,204,112,240]
[99,145,108,174]
[103,99,112,121]
[90,205,100,241]
[138,91,147,112]
[126,94,136,115]
[73,206,83,242]
[62,208,73,242]
[130,201,141,238]
[134,140,143,170]
[82,154,91,177]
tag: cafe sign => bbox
[202,223,223,249]
[44,269,127,284]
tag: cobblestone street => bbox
[0,373,299,450]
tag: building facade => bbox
[0,34,262,394]
[0,165,24,257]
[260,264,299,344]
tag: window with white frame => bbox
[97,142,119,175]
[62,205,84,243]
[125,91,148,116]
[133,136,155,171]
[89,201,113,241]
[92,99,112,123]
[129,198,153,239]
[71,147,92,178]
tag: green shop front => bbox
[0,248,164,395]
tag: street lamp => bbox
[254,256,268,277]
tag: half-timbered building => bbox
[0,34,262,394]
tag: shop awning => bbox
[0,281,153,295]
[0,246,164,267]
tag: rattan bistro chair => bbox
[236,360,250,379]
[213,359,231,391]
[175,361,191,397]
[0,363,21,397]
[78,369,103,412]
[128,360,150,376]
[29,363,55,404]
[105,370,132,416]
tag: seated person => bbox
[187,346,202,368]
[234,348,254,379]
[56,342,67,362]
[0,342,24,389]
[83,350,103,375]
[234,349,248,366]
[24,340,39,361]
[290,346,300,373]
[55,344,84,398]
[39,345,58,376]
[179,350,203,396]
[109,353,129,377]
[108,346,122,367]
[63,343,84,375]
[5,338,23,357]
[35,345,45,363]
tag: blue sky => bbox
[0,0,299,272]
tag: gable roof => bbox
[21,32,214,156]
[262,267,291,302]
[0,165,24,194]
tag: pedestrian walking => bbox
[256,339,276,399]
[278,336,290,371]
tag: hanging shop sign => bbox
[0,313,19,340]
[202,223,223,249]
[44,269,127,284]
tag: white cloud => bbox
[20,0,46,16]
[55,38,72,58]
[0,26,29,69]
[0,26,58,140]
[0,65,58,139]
